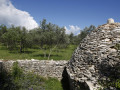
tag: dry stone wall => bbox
[0,59,68,80]
[66,22,120,90]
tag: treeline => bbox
[0,19,96,59]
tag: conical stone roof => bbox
[66,21,120,90]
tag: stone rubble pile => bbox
[66,19,120,90]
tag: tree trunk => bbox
[7,43,9,48]
[20,46,22,53]
[20,42,22,53]
[43,48,46,58]
[48,49,52,60]
[48,45,57,60]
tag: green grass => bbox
[0,71,63,90]
[0,44,77,60]
[45,77,63,90]
[0,61,63,90]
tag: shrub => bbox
[11,61,23,79]
[0,62,63,90]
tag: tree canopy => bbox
[0,19,96,59]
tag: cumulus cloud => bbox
[0,0,38,30]
[64,25,81,35]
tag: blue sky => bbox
[11,0,120,27]
[0,0,120,34]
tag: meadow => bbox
[0,44,77,60]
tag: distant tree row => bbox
[68,25,96,45]
[0,19,96,59]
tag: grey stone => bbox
[0,60,68,80]
[66,21,120,90]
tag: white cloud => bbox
[64,25,81,35]
[0,0,38,30]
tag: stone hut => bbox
[66,19,120,90]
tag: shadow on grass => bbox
[0,47,8,50]
[9,50,35,54]
[33,54,62,58]
[53,50,65,53]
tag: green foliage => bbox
[68,25,96,45]
[0,25,7,42]
[114,44,120,59]
[99,79,120,89]
[11,73,46,90]
[37,19,69,48]
[69,32,74,44]
[0,62,63,90]
[1,26,31,52]
[2,26,19,49]
[0,20,96,60]
[28,19,70,59]
[99,63,120,89]
[114,44,120,50]
[45,77,63,90]
[78,25,96,42]
[98,43,120,89]
[11,61,23,78]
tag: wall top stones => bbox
[107,18,115,24]
[0,59,68,80]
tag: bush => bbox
[11,61,23,79]
[0,62,63,90]
[99,63,120,89]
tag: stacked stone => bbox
[0,59,68,80]
[66,20,120,90]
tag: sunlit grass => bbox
[0,44,77,60]
[45,77,63,90]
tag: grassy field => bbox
[0,44,77,60]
